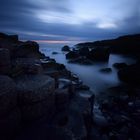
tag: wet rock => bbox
[15,75,55,121]
[76,84,90,90]
[26,64,43,75]
[93,106,109,127]
[40,59,57,69]
[0,75,17,116]
[15,126,73,140]
[58,78,71,89]
[88,47,110,61]
[0,48,11,75]
[113,63,128,69]
[61,45,70,52]
[68,57,93,65]
[8,35,19,42]
[100,68,112,73]
[14,41,45,58]
[16,75,55,104]
[21,99,55,121]
[66,51,79,59]
[0,33,18,42]
[78,47,90,56]
[55,88,70,111]
[11,58,42,77]
[52,52,59,55]
[118,64,140,85]
[0,108,21,140]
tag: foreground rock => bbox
[98,85,140,140]
[15,75,55,121]
[0,48,11,75]
[0,75,21,140]
[0,33,45,59]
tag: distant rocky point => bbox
[76,34,140,56]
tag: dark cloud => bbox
[0,0,140,44]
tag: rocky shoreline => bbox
[0,33,94,140]
[0,33,140,140]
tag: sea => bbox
[39,42,136,94]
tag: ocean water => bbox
[39,43,136,94]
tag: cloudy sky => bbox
[0,0,140,45]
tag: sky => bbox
[0,0,140,46]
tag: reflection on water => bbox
[40,45,136,94]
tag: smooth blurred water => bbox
[39,44,136,94]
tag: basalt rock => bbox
[61,45,70,52]
[88,47,110,61]
[113,63,128,69]
[66,51,79,59]
[15,75,55,121]
[78,47,90,56]
[118,64,140,85]
[0,75,21,140]
[100,68,112,73]
[0,48,11,75]
[14,41,45,58]
[0,75,17,117]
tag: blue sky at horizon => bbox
[0,0,140,46]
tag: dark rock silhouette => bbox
[113,63,128,69]
[78,47,90,56]
[65,46,110,63]
[87,47,110,61]
[66,51,79,59]
[100,68,112,73]
[118,63,140,85]
[76,34,140,56]
[61,45,70,52]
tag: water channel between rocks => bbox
[40,45,136,95]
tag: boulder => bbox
[100,68,112,73]
[88,47,110,61]
[8,35,19,42]
[11,58,42,77]
[40,59,57,69]
[78,47,90,56]
[76,84,90,90]
[0,108,21,140]
[55,88,70,111]
[15,75,55,121]
[16,75,55,104]
[14,41,44,58]
[26,64,43,74]
[0,75,17,117]
[21,99,55,121]
[113,63,128,69]
[68,57,93,65]
[0,48,11,75]
[118,64,140,85]
[61,45,70,52]
[66,51,79,59]
[52,52,59,55]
